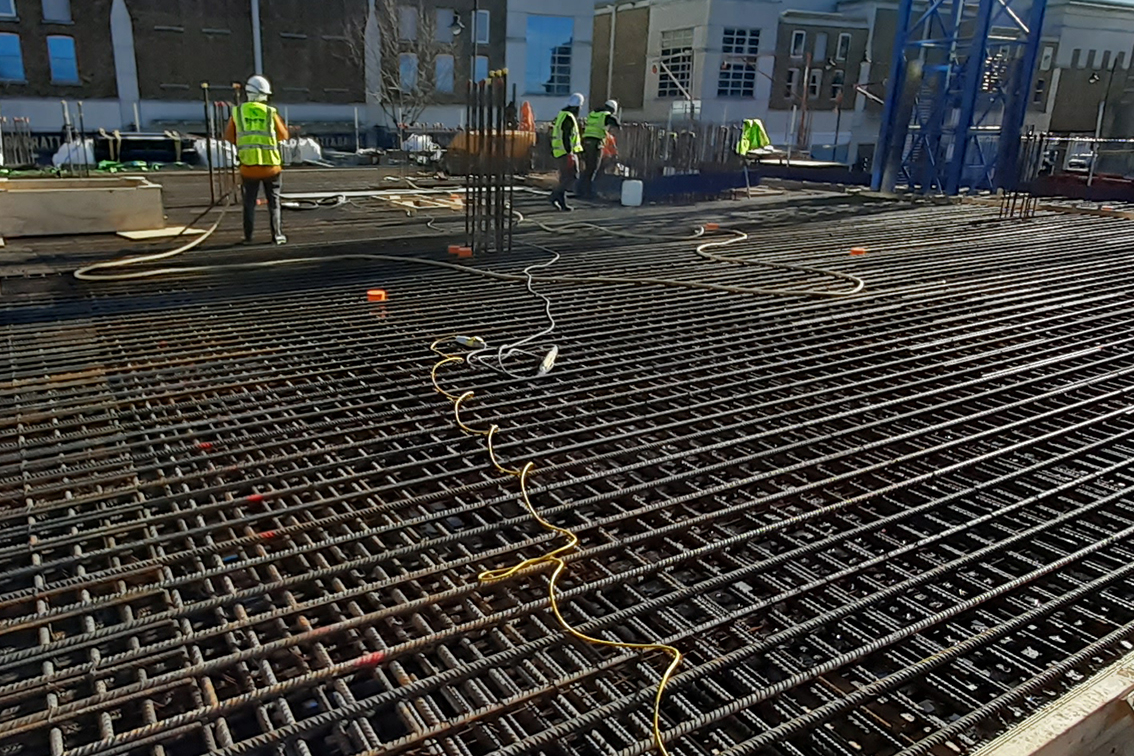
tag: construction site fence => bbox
[529,121,749,179]
[1012,133,1134,200]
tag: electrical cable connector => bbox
[454,335,486,349]
[537,345,558,376]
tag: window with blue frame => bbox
[525,15,573,95]
[0,33,24,81]
[47,35,79,83]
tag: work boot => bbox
[241,237,254,246]
[558,202,573,212]
[274,235,288,246]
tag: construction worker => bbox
[225,74,289,245]
[549,92,584,211]
[576,99,620,200]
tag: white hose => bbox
[73,203,864,298]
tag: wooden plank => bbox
[976,650,1134,756]
[117,225,206,240]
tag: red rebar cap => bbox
[354,651,386,668]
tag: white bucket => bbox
[621,179,643,207]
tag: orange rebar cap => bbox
[456,246,473,258]
[849,247,868,256]
[448,244,462,254]
[367,289,387,302]
[703,222,720,231]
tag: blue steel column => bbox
[876,0,1047,195]
[870,0,914,192]
[996,0,1049,191]
[944,0,996,194]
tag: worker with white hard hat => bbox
[577,99,620,200]
[225,74,290,244]
[549,92,585,211]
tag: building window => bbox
[658,27,693,98]
[0,0,14,18]
[784,67,799,99]
[435,8,454,43]
[474,9,489,44]
[398,5,417,41]
[808,69,821,98]
[399,52,417,90]
[836,33,851,61]
[718,28,758,97]
[718,61,756,97]
[47,34,78,83]
[722,27,759,56]
[790,30,806,58]
[831,69,845,100]
[41,0,69,22]
[435,53,454,92]
[982,48,1009,92]
[0,32,23,80]
[1040,45,1054,71]
[1033,78,1046,105]
[525,14,573,95]
[474,54,488,82]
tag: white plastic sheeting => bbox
[194,138,321,167]
[280,137,323,165]
[52,139,96,167]
[194,138,237,168]
[403,134,440,153]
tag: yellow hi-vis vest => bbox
[583,110,610,141]
[234,101,282,167]
[735,118,771,155]
[551,110,582,158]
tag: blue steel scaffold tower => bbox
[872,0,1047,195]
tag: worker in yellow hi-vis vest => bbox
[225,75,290,245]
[549,93,584,212]
[577,99,620,200]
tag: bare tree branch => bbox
[344,0,457,138]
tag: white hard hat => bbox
[567,92,584,108]
[246,75,272,97]
[605,99,619,111]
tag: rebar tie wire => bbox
[430,336,684,756]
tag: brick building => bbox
[0,0,594,149]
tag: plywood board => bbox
[976,649,1134,756]
[118,226,206,240]
[0,177,165,237]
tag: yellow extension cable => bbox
[429,336,684,756]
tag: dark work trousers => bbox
[242,174,282,241]
[549,154,578,207]
[577,138,604,199]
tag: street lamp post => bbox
[1087,59,1118,188]
[450,1,480,86]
